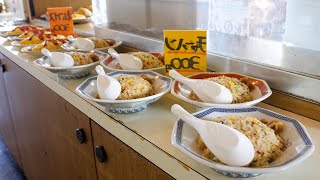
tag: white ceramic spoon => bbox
[95,65,121,100]
[75,37,95,51]
[67,35,95,51]
[169,70,233,104]
[108,48,143,70]
[171,104,255,166]
[67,35,76,42]
[41,48,74,67]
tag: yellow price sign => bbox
[164,30,207,76]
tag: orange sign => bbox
[47,7,74,36]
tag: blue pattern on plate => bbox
[213,169,260,178]
[108,104,149,114]
[79,77,96,92]
[59,72,91,79]
[175,107,314,178]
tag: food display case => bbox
[0,0,27,22]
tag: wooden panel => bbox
[0,54,22,168]
[263,90,320,122]
[3,59,97,180]
[31,0,92,17]
[91,121,173,180]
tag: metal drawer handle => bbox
[0,64,5,73]
[76,128,86,144]
[95,145,107,163]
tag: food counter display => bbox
[0,21,319,180]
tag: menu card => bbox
[164,30,207,76]
[47,7,74,36]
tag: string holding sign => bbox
[47,7,74,36]
[164,30,207,76]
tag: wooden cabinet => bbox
[0,54,22,167]
[0,53,172,180]
[91,121,173,180]
[2,57,97,180]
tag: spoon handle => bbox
[108,48,120,59]
[95,65,105,75]
[171,104,202,130]
[67,35,75,41]
[41,48,52,58]
[169,70,194,88]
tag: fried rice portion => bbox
[115,75,154,100]
[195,115,285,167]
[191,76,253,103]
[115,52,164,69]
[64,52,99,66]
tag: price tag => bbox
[47,7,74,36]
[164,30,207,76]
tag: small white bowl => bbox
[171,72,272,108]
[61,39,122,52]
[76,71,172,113]
[33,51,107,79]
[172,107,315,178]
[100,52,166,75]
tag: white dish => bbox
[6,36,24,41]
[42,14,91,24]
[76,71,172,113]
[61,39,122,52]
[0,31,17,38]
[33,51,107,79]
[21,45,64,56]
[171,72,272,108]
[11,40,34,47]
[73,17,92,24]
[100,53,166,75]
[172,107,315,178]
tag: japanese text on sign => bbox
[47,7,74,36]
[164,30,207,76]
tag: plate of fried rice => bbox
[33,51,107,79]
[172,107,314,178]
[171,72,272,108]
[100,52,165,75]
[76,71,172,113]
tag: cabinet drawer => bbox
[3,58,97,180]
[91,121,173,180]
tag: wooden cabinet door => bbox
[3,59,97,180]
[91,121,173,180]
[0,54,22,167]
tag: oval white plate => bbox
[7,36,24,41]
[172,107,315,177]
[11,40,36,47]
[33,51,107,78]
[76,71,172,113]
[100,53,165,75]
[61,39,122,52]
[21,45,64,56]
[171,72,272,108]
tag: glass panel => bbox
[0,0,26,21]
[92,0,320,78]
